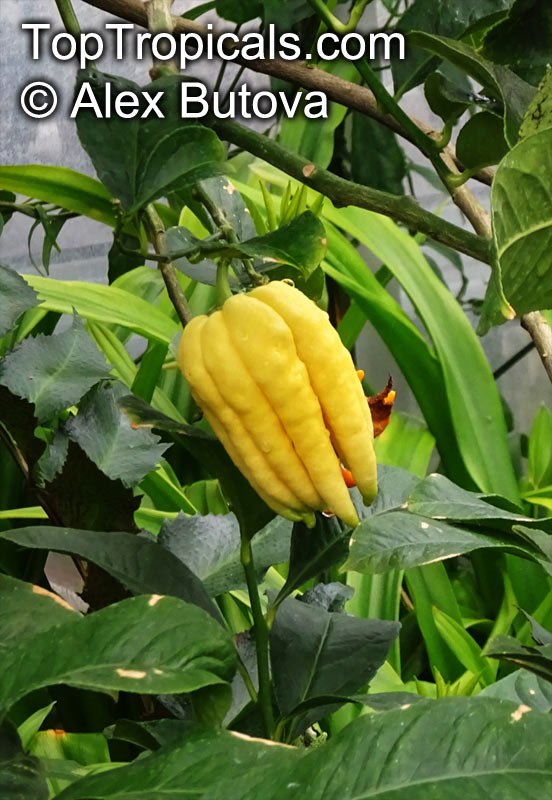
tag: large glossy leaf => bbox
[0,315,110,421]
[325,205,519,501]
[0,165,117,226]
[482,0,552,85]
[482,128,552,327]
[55,729,298,800]
[346,510,551,575]
[66,383,168,487]
[0,264,38,336]
[25,275,179,344]
[159,513,291,596]
[75,71,225,214]
[393,0,514,95]
[220,698,552,799]
[0,594,235,712]
[409,31,535,144]
[0,526,220,621]
[0,574,78,645]
[270,596,399,735]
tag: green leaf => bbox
[226,697,552,799]
[239,211,326,275]
[0,315,110,422]
[483,128,552,323]
[41,439,141,531]
[456,111,509,169]
[55,729,298,800]
[66,383,168,487]
[271,514,349,614]
[279,61,357,170]
[325,205,519,501]
[159,512,292,596]
[480,668,552,711]
[345,510,550,575]
[0,574,78,645]
[484,635,552,681]
[407,473,550,531]
[0,595,235,712]
[29,730,112,797]
[393,0,515,96]
[198,176,257,242]
[405,563,464,680]
[17,703,56,750]
[75,71,225,213]
[410,31,536,145]
[0,527,221,622]
[169,211,327,277]
[432,607,496,685]
[270,596,399,734]
[374,412,435,478]
[424,71,472,123]
[0,722,48,800]
[0,165,117,226]
[25,275,180,344]
[216,0,262,24]
[519,66,552,139]
[119,395,274,538]
[482,0,552,86]
[0,190,16,236]
[0,264,38,336]
[528,405,552,488]
[350,114,406,195]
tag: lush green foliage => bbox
[1,1,551,798]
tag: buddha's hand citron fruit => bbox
[177,281,377,529]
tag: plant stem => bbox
[216,261,232,306]
[240,534,274,738]
[54,0,81,37]
[212,118,491,263]
[521,312,552,383]
[144,205,193,326]
[493,342,535,379]
[194,183,266,285]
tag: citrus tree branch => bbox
[143,205,193,327]
[212,118,492,263]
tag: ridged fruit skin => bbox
[177,281,377,528]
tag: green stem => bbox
[240,534,274,738]
[54,0,81,37]
[194,183,266,285]
[216,261,232,307]
[212,118,492,264]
